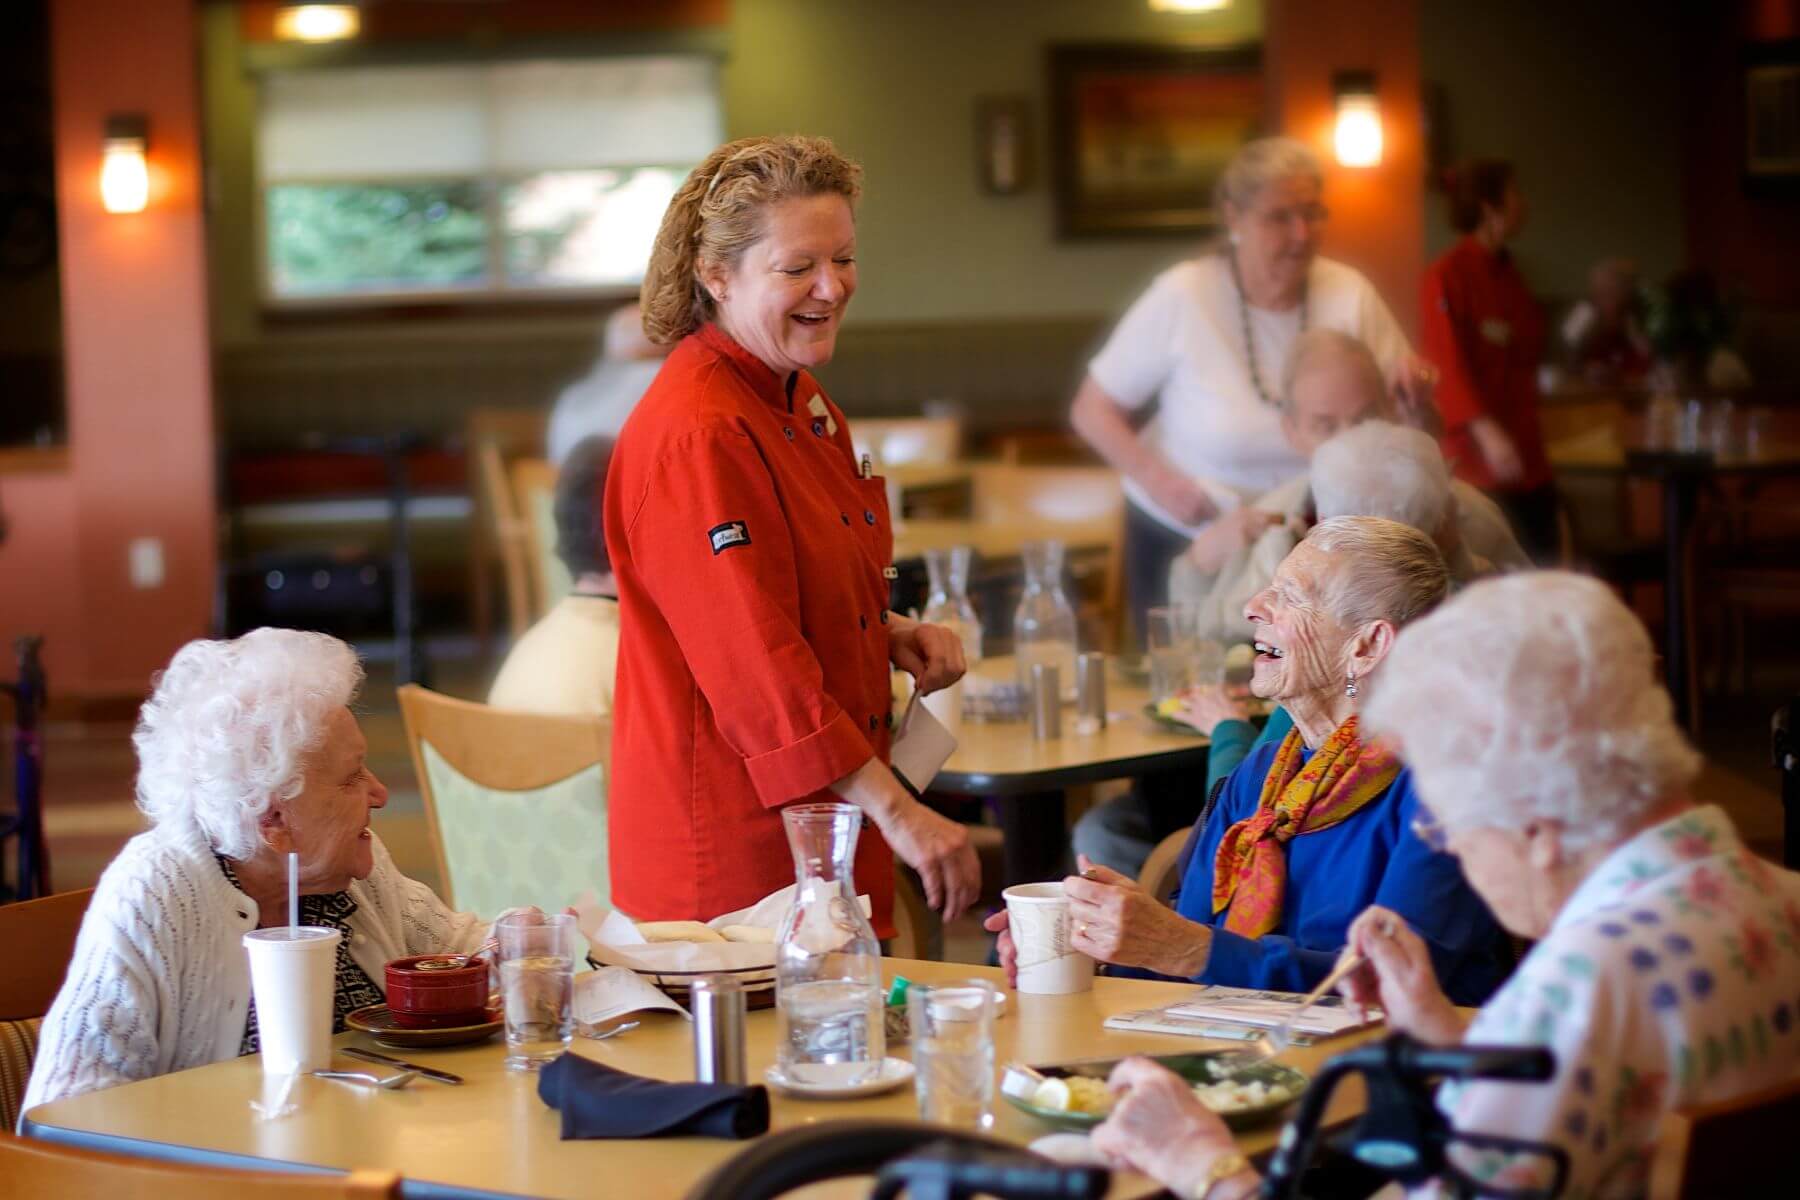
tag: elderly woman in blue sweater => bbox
[988,517,1510,1005]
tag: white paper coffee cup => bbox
[1002,882,1094,995]
[244,927,341,1075]
[920,678,964,739]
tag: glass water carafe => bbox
[921,545,983,662]
[1012,539,1078,694]
[775,803,885,1086]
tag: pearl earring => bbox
[1345,670,1358,699]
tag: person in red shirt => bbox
[604,136,981,939]
[1420,159,1557,561]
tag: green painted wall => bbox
[720,0,1263,324]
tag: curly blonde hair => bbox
[640,135,864,346]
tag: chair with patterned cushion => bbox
[0,887,95,1131]
[397,685,609,918]
[0,1131,399,1198]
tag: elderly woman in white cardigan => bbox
[23,629,491,1112]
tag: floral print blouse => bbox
[1435,805,1800,1198]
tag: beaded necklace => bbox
[1228,247,1308,409]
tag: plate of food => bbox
[1004,1053,1307,1132]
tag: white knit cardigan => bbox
[21,818,487,1119]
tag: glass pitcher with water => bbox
[776,803,885,1086]
[921,545,983,662]
[1012,539,1078,694]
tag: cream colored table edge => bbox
[23,960,1386,1200]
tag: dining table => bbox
[20,958,1390,1200]
[935,657,1211,889]
[1549,422,1800,730]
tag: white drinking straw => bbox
[287,850,299,933]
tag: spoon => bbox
[1210,951,1367,1079]
[311,1069,419,1090]
[578,1019,641,1041]
[415,939,498,972]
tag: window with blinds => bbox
[257,56,722,302]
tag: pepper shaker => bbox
[1075,652,1106,734]
[1030,663,1062,740]
[691,975,746,1085]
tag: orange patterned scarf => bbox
[1211,715,1399,938]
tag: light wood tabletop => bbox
[24,959,1384,1200]
[892,517,1116,564]
[938,657,1210,796]
[1548,423,1800,472]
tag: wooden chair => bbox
[1648,1075,1800,1199]
[850,417,962,467]
[466,407,548,646]
[1138,829,1189,907]
[508,456,568,620]
[0,888,95,1130]
[0,1132,398,1199]
[397,685,610,918]
[888,866,933,961]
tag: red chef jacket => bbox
[604,323,898,937]
[1420,237,1553,492]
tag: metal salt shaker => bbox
[1075,652,1107,732]
[691,975,746,1085]
[1030,662,1062,740]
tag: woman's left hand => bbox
[889,616,967,695]
[1392,354,1444,440]
[1092,1058,1255,1199]
[1064,856,1212,977]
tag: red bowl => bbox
[385,955,490,1029]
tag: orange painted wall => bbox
[1265,0,1425,339]
[0,0,217,698]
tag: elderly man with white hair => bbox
[1088,573,1800,1200]
[23,629,499,1112]
[546,302,668,466]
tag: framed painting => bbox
[1048,41,1263,238]
[1745,40,1800,188]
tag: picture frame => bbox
[1744,40,1800,186]
[1047,41,1263,238]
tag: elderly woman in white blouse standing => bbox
[23,629,492,1112]
[1071,136,1435,631]
[1089,573,1800,1200]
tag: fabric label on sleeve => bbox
[708,520,752,554]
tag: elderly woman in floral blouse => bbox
[23,629,500,1112]
[1091,572,1800,1200]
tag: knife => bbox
[342,1046,464,1085]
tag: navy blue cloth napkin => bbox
[536,1052,770,1140]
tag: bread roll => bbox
[634,920,726,944]
[719,924,775,944]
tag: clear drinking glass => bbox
[1189,636,1227,688]
[497,911,575,1071]
[776,803,885,1087]
[1146,604,1194,703]
[1013,540,1078,695]
[910,980,997,1129]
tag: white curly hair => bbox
[1312,420,1453,540]
[1362,571,1701,850]
[133,628,364,858]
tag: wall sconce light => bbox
[1148,0,1231,11]
[274,4,362,43]
[1333,71,1383,168]
[100,114,149,214]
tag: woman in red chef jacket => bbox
[1421,160,1557,561]
[603,136,981,938]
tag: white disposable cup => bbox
[1001,882,1094,995]
[243,927,341,1076]
[921,678,964,739]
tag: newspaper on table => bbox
[1103,985,1383,1043]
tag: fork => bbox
[310,1068,419,1090]
[1210,951,1366,1078]
[577,1019,641,1041]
